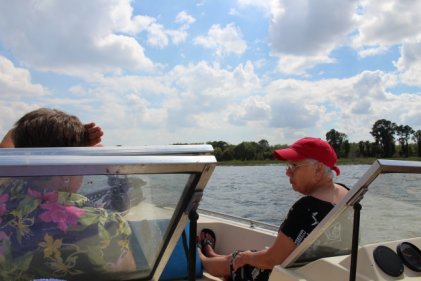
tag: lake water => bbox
[199,163,421,245]
[200,164,367,225]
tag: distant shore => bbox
[217,157,421,166]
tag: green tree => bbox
[357,141,366,157]
[413,130,421,157]
[343,140,350,158]
[212,147,223,161]
[326,129,348,158]
[396,125,414,157]
[207,141,229,151]
[257,139,272,160]
[357,140,376,157]
[370,119,397,157]
[258,139,269,148]
[234,142,258,161]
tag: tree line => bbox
[206,119,421,162]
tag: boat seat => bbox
[159,220,203,281]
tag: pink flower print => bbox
[39,203,85,232]
[0,194,8,203]
[0,194,9,223]
[27,188,58,202]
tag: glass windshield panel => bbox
[290,207,354,266]
[359,173,421,245]
[0,172,193,281]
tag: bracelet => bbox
[230,250,241,274]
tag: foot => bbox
[198,228,216,256]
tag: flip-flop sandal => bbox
[200,228,216,250]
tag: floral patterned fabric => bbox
[0,178,132,281]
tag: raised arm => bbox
[0,129,14,148]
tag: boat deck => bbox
[270,237,421,281]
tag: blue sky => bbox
[1,0,421,146]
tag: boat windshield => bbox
[0,146,216,281]
[282,159,421,267]
[359,172,421,245]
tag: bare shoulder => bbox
[335,183,349,202]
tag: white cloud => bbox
[175,11,196,25]
[357,46,389,58]
[66,61,262,137]
[140,11,195,47]
[237,0,283,18]
[0,102,39,136]
[83,63,409,145]
[166,29,188,45]
[1,58,416,146]
[229,8,240,16]
[194,23,247,56]
[276,54,335,75]
[258,70,406,142]
[352,70,395,100]
[269,0,356,56]
[0,56,46,135]
[163,61,262,130]
[146,22,170,48]
[267,0,421,77]
[267,0,357,73]
[352,0,421,50]
[0,0,154,76]
[395,39,421,86]
[228,96,271,125]
[0,56,47,98]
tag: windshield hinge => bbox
[185,190,203,214]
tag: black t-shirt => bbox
[279,196,335,245]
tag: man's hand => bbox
[84,123,104,147]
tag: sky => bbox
[1,0,421,146]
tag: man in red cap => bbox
[198,137,349,281]
[273,137,340,175]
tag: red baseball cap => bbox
[273,137,340,176]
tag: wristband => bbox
[230,250,241,274]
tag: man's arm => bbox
[0,129,14,148]
[1,123,104,148]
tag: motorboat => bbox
[0,146,420,281]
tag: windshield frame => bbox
[0,145,216,281]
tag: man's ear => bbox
[315,161,325,177]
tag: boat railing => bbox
[198,208,279,232]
